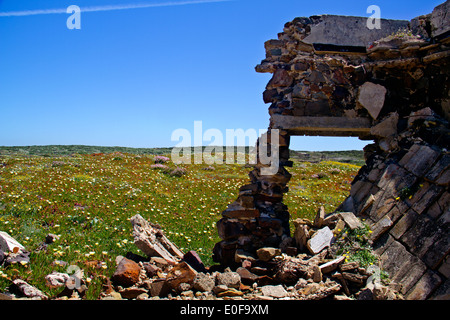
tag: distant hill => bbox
[0,145,172,156]
[0,145,365,165]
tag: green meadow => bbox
[0,148,361,299]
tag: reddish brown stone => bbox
[111,258,141,287]
[268,69,293,88]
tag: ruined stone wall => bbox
[214,1,449,300]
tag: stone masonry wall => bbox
[213,1,449,300]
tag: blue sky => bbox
[0,0,442,151]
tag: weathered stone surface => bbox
[430,278,450,300]
[430,0,450,37]
[212,284,229,295]
[380,239,427,294]
[275,257,313,284]
[313,206,325,228]
[270,115,371,137]
[405,270,442,300]
[5,250,30,266]
[216,271,241,289]
[357,82,387,120]
[307,226,334,255]
[119,287,148,299]
[390,209,419,239]
[193,272,215,292]
[268,68,293,88]
[183,250,207,273]
[408,182,443,215]
[425,155,450,186]
[370,112,399,138]
[302,15,409,47]
[11,279,48,300]
[319,256,345,274]
[312,265,322,283]
[256,247,281,262]
[399,144,440,177]
[130,214,183,264]
[261,284,288,298]
[45,272,71,289]
[111,257,141,287]
[217,288,244,297]
[338,212,363,230]
[293,223,309,251]
[148,279,167,297]
[297,279,342,300]
[236,267,259,285]
[165,261,198,291]
[0,231,25,253]
[370,215,393,241]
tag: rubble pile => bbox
[0,214,400,300]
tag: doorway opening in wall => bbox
[284,136,371,229]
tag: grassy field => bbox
[0,148,361,299]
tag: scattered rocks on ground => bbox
[0,210,402,301]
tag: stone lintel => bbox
[270,115,372,138]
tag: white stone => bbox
[0,231,25,253]
[45,272,71,289]
[306,226,334,255]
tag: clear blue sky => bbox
[0,0,442,151]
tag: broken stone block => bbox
[217,288,244,297]
[0,231,25,253]
[165,261,198,292]
[370,112,399,138]
[313,206,325,228]
[390,209,419,239]
[293,221,310,251]
[111,257,141,287]
[182,250,207,273]
[379,240,427,294]
[119,287,148,299]
[142,262,159,278]
[130,214,183,264]
[216,271,241,289]
[357,82,387,120]
[425,155,450,186]
[405,270,442,300]
[398,144,440,177]
[236,267,259,285]
[234,249,257,263]
[45,272,71,289]
[148,279,167,297]
[193,272,215,292]
[319,256,345,274]
[313,265,323,283]
[275,257,313,284]
[338,212,363,230]
[261,284,288,298]
[307,226,334,255]
[370,215,393,241]
[256,247,281,262]
[11,279,48,300]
